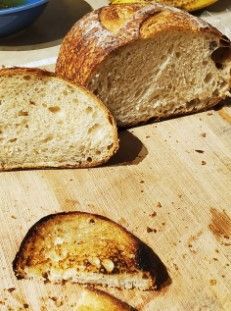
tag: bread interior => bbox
[0,73,116,168]
[87,30,231,126]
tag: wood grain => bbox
[0,108,230,310]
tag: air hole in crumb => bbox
[0,100,2,105]
[215,63,223,69]
[213,90,219,97]
[42,104,47,108]
[209,41,218,51]
[186,99,199,108]
[9,138,17,143]
[96,150,101,155]
[48,106,61,113]
[87,157,92,163]
[107,144,113,150]
[211,47,231,68]
[86,106,93,113]
[204,73,212,83]
[219,80,226,88]
[175,52,181,58]
[18,111,29,116]
[29,101,36,106]
[63,90,68,96]
[67,85,75,93]
[202,60,209,66]
[42,135,53,143]
[88,123,100,134]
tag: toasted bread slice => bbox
[51,288,136,310]
[56,3,231,127]
[0,68,118,170]
[13,212,164,290]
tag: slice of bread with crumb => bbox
[56,3,231,127]
[62,288,136,310]
[13,212,164,290]
[0,68,118,170]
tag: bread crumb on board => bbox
[147,227,157,233]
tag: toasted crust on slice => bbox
[13,212,168,290]
[66,288,136,310]
[56,3,231,127]
[0,67,119,170]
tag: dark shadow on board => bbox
[107,130,148,166]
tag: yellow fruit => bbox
[110,0,218,12]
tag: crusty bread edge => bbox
[55,3,225,87]
[0,67,119,171]
[80,287,137,310]
[12,211,157,289]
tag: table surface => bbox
[0,1,231,310]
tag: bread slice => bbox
[13,212,165,290]
[56,3,231,127]
[51,288,136,310]
[0,68,118,170]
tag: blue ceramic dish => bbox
[0,0,48,37]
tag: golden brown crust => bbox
[13,212,169,290]
[56,3,223,86]
[85,288,137,310]
[0,67,55,78]
[0,67,119,171]
[13,212,140,277]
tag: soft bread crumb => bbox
[88,31,231,126]
[0,68,118,170]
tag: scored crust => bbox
[56,3,223,86]
[13,212,169,290]
[0,67,119,170]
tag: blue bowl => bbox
[0,0,48,37]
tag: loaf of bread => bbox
[13,212,163,290]
[56,3,231,127]
[0,68,118,170]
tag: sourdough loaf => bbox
[56,3,231,127]
[13,211,166,290]
[0,68,118,170]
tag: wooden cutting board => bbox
[0,1,231,310]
